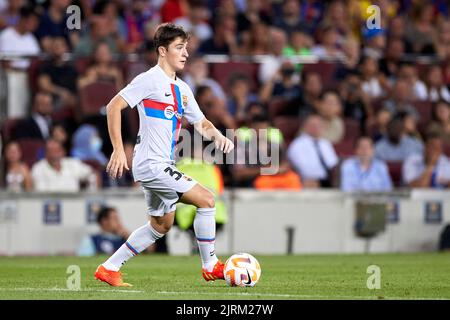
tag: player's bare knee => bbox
[152,222,171,234]
[201,190,215,208]
[150,218,173,234]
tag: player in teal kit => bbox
[95,23,234,286]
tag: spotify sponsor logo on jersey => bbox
[164,105,175,119]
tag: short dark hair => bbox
[319,89,340,101]
[195,85,212,100]
[355,135,373,148]
[19,5,39,19]
[424,131,443,144]
[97,206,115,224]
[153,23,189,55]
[228,72,250,87]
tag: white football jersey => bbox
[119,64,205,181]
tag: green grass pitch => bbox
[0,253,449,300]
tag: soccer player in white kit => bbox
[94,23,234,287]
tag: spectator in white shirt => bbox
[0,6,40,69]
[396,63,427,101]
[287,114,339,188]
[0,6,40,118]
[258,27,288,84]
[360,56,386,100]
[31,139,99,193]
[403,133,450,188]
[340,136,393,192]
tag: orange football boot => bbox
[94,265,132,287]
[202,260,225,281]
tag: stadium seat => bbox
[51,106,74,122]
[272,116,301,146]
[302,62,338,89]
[0,118,20,144]
[82,159,105,172]
[79,81,117,116]
[333,140,354,158]
[75,57,92,75]
[386,161,403,187]
[343,118,360,143]
[16,138,45,168]
[209,62,259,94]
[125,61,149,83]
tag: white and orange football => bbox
[224,253,261,287]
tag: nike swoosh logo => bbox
[165,93,171,96]
[244,269,252,285]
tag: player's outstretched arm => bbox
[105,94,130,179]
[194,118,234,154]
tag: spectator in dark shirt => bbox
[37,37,78,109]
[35,0,73,53]
[226,73,258,124]
[198,13,238,55]
[291,71,322,117]
[379,38,405,80]
[236,0,272,33]
[274,0,310,36]
[260,60,301,104]
[78,206,130,256]
[339,71,373,131]
[15,91,54,140]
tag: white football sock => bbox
[194,207,218,272]
[102,222,163,271]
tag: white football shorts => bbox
[140,163,197,217]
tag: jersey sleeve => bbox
[118,72,149,108]
[182,85,205,124]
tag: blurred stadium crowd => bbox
[0,0,450,193]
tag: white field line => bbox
[156,291,449,300]
[0,287,144,293]
[1,288,448,300]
